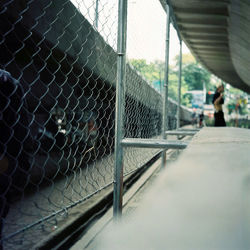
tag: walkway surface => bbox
[72,127,250,250]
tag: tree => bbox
[227,86,248,115]
[129,59,161,83]
[182,63,211,90]
[173,53,213,91]
[129,55,215,108]
[172,53,196,69]
[129,58,192,105]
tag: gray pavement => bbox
[71,136,190,250]
[74,127,250,250]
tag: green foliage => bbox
[227,101,248,115]
[226,87,248,115]
[129,55,248,115]
[173,53,214,91]
[228,86,244,96]
[129,54,216,108]
[173,53,196,68]
[168,74,178,100]
[182,63,211,90]
[129,59,163,83]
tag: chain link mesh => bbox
[0,1,191,249]
[124,0,191,176]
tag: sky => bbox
[70,0,190,64]
[127,0,190,64]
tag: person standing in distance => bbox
[212,84,226,126]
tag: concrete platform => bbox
[73,127,250,250]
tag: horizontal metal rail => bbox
[177,128,200,132]
[121,138,188,149]
[165,130,197,136]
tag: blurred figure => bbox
[199,111,204,128]
[212,85,226,127]
[0,70,31,249]
[191,109,196,127]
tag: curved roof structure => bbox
[160,0,250,93]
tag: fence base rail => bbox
[165,130,197,136]
[177,128,200,132]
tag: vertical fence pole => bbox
[161,4,171,168]
[177,40,182,129]
[113,0,128,219]
[95,0,99,29]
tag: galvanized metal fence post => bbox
[177,40,182,129]
[113,0,128,218]
[161,4,170,168]
[95,0,99,29]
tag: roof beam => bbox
[177,18,228,26]
[180,27,228,34]
[193,47,229,52]
[189,41,228,46]
[174,7,228,16]
[188,36,227,43]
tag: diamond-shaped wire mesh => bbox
[0,1,118,249]
[123,0,192,177]
[0,1,192,249]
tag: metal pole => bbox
[113,0,128,219]
[177,40,182,129]
[161,4,170,168]
[95,0,99,29]
[165,0,181,41]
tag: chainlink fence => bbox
[0,0,191,249]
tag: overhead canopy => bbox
[160,0,250,94]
